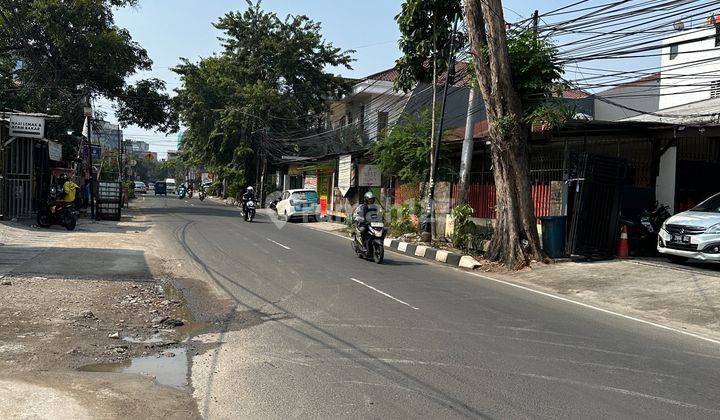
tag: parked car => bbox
[658,192,720,263]
[134,181,147,194]
[148,182,155,190]
[275,189,320,222]
[154,181,167,196]
[165,178,177,194]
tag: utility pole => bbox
[85,97,96,220]
[457,88,478,206]
[532,10,539,36]
[422,18,458,242]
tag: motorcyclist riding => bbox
[353,191,381,251]
[242,186,256,214]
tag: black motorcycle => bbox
[37,186,78,231]
[198,189,206,201]
[620,202,671,256]
[352,219,386,264]
[178,185,187,199]
[241,199,256,222]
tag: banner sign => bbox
[48,141,62,161]
[358,164,381,187]
[338,154,352,196]
[9,115,44,138]
[82,144,102,159]
[304,174,317,190]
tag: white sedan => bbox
[275,189,320,222]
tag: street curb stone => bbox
[388,240,482,269]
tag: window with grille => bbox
[669,43,679,60]
[711,80,720,98]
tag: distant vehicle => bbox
[275,189,320,222]
[658,192,720,263]
[165,178,176,194]
[154,181,167,196]
[148,182,155,190]
[134,181,147,194]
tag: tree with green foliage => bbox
[371,107,449,185]
[172,2,353,195]
[464,0,563,268]
[0,0,177,155]
[396,0,563,268]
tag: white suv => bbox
[275,189,320,222]
[658,192,720,263]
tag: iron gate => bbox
[3,138,34,219]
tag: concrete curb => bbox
[383,238,482,269]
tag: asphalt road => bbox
[137,194,720,419]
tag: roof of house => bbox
[365,62,473,87]
[597,73,661,94]
[624,96,720,125]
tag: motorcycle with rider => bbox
[241,186,256,222]
[37,173,79,231]
[352,191,386,263]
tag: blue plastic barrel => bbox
[540,216,567,258]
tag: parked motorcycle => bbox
[178,185,187,199]
[37,186,78,231]
[198,190,206,201]
[620,202,671,255]
[352,220,386,264]
[241,200,256,222]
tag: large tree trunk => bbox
[464,0,545,268]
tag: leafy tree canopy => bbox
[173,1,353,187]
[371,107,450,183]
[0,0,176,142]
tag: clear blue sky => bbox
[99,0,643,158]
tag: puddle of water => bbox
[122,333,167,344]
[161,282,209,338]
[79,347,188,389]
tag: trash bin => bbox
[540,216,567,258]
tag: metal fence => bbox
[2,138,34,219]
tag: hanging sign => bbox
[48,141,63,161]
[304,174,317,189]
[9,115,44,138]
[338,154,352,196]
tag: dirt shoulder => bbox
[0,208,208,419]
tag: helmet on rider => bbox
[247,186,254,193]
[58,173,69,183]
[363,191,375,205]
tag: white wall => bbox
[659,26,720,109]
[594,78,660,121]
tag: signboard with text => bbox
[48,141,62,161]
[9,115,44,138]
[358,164,381,187]
[82,144,102,159]
[338,154,352,196]
[304,173,317,190]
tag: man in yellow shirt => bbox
[58,173,78,204]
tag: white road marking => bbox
[350,278,419,310]
[267,238,291,250]
[298,223,720,345]
[465,271,720,346]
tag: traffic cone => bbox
[617,225,629,258]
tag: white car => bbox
[133,181,147,194]
[658,192,720,263]
[165,178,177,194]
[275,189,320,222]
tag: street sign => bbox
[82,144,102,159]
[9,115,44,138]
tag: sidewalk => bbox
[503,259,720,341]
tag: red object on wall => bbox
[320,196,327,216]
